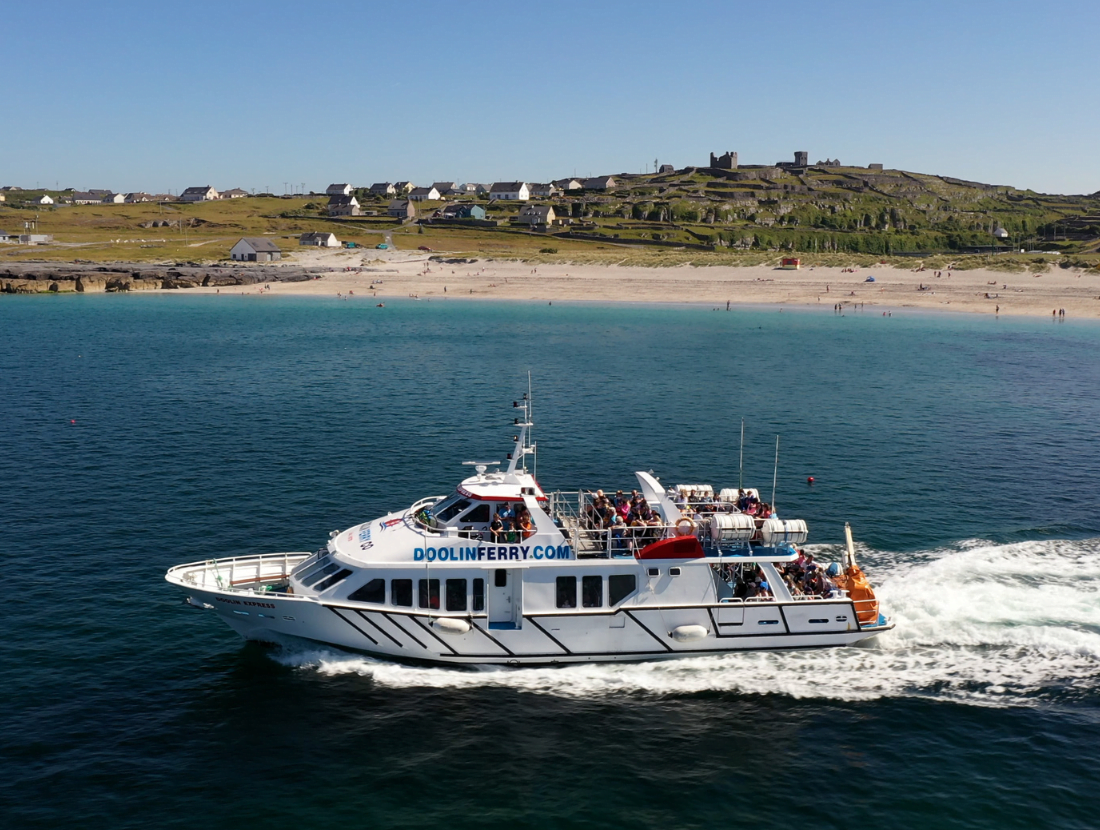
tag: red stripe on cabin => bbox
[635,536,704,560]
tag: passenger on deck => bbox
[615,495,631,521]
[518,512,534,539]
[498,502,514,523]
[489,514,504,543]
[503,517,517,543]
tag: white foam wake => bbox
[273,538,1100,707]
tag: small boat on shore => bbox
[166,395,892,665]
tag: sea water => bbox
[1,295,1098,829]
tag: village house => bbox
[394,181,415,193]
[299,231,340,247]
[465,183,489,194]
[582,176,616,191]
[326,183,353,197]
[36,194,55,205]
[221,188,248,199]
[527,182,560,198]
[327,195,361,216]
[230,237,281,262]
[369,182,396,196]
[552,178,583,191]
[73,191,106,205]
[489,181,529,201]
[441,203,487,220]
[101,193,126,204]
[151,194,174,202]
[431,182,457,195]
[388,199,416,220]
[513,205,556,228]
[123,192,153,203]
[181,185,219,202]
[0,230,11,243]
[409,186,441,202]
[658,164,676,174]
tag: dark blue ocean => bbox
[2,295,1099,829]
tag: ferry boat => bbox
[166,395,892,665]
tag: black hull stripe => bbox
[622,610,674,652]
[469,622,515,656]
[328,607,378,646]
[383,612,428,650]
[524,617,571,655]
[409,615,459,655]
[355,610,403,647]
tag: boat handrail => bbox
[406,495,448,533]
[167,551,311,597]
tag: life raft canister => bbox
[844,564,879,625]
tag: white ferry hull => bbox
[176,581,892,666]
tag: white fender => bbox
[669,624,708,642]
[431,617,471,635]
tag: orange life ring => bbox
[675,517,696,537]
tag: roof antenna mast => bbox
[738,418,745,491]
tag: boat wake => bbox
[272,538,1100,707]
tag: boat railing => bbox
[167,551,311,596]
[570,523,678,558]
[406,495,448,533]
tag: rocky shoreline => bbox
[0,262,319,294]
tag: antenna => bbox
[770,435,780,510]
[738,419,746,490]
[528,371,535,479]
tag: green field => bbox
[2,166,1098,269]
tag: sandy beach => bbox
[195,247,1100,319]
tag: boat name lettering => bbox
[413,544,573,562]
[213,596,276,609]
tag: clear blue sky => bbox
[4,0,1098,195]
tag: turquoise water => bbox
[2,295,1099,829]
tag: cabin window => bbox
[348,578,385,604]
[436,498,472,522]
[459,504,491,523]
[647,568,660,577]
[473,578,485,611]
[391,579,413,607]
[302,562,340,587]
[608,574,637,606]
[556,576,577,609]
[669,568,682,576]
[494,569,508,588]
[418,578,440,610]
[582,575,602,608]
[314,568,352,592]
[446,579,468,612]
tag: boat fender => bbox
[675,517,696,537]
[431,617,471,635]
[669,624,708,642]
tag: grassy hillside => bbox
[2,166,1099,268]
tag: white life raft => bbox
[710,513,757,542]
[760,517,809,545]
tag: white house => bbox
[489,181,529,201]
[582,176,616,191]
[552,178,583,191]
[230,237,281,262]
[299,231,340,247]
[369,182,396,196]
[431,182,456,195]
[221,188,248,199]
[327,195,361,216]
[36,194,55,205]
[181,185,219,202]
[528,182,560,198]
[326,183,353,197]
[124,192,153,203]
[73,191,105,205]
[409,186,441,201]
[102,193,126,204]
[513,205,556,227]
[394,181,415,193]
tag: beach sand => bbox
[189,247,1100,318]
